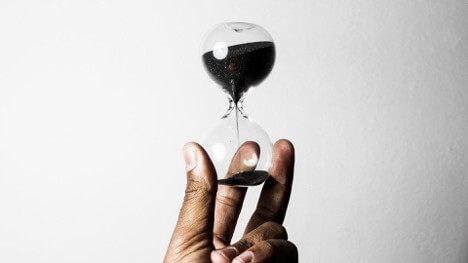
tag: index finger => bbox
[213,142,260,248]
[244,139,295,234]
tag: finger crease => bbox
[216,194,239,209]
[254,204,277,221]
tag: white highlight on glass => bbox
[212,143,226,162]
[213,41,228,60]
[243,153,258,167]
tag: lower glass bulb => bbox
[202,105,272,187]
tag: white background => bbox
[1,1,467,262]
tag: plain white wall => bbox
[1,1,467,262]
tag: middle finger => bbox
[213,141,260,248]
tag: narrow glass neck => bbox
[222,97,246,119]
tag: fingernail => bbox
[233,251,253,263]
[183,144,197,172]
[217,246,239,260]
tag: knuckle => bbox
[254,240,298,263]
[263,240,276,253]
[166,231,213,261]
[276,224,288,240]
[261,221,278,229]
[248,240,275,261]
[213,232,230,247]
[184,175,202,195]
[183,176,214,202]
[234,238,255,252]
[261,221,288,240]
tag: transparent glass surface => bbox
[200,22,275,187]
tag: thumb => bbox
[165,142,217,260]
[179,142,218,229]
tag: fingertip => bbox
[210,250,229,263]
[230,141,261,172]
[274,139,295,156]
[211,246,239,263]
[237,240,298,263]
[241,141,261,153]
[233,251,253,263]
[182,142,198,172]
[182,141,217,191]
[270,139,295,185]
[182,141,205,160]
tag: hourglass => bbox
[200,22,275,187]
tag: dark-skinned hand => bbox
[164,139,297,263]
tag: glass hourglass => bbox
[200,22,275,187]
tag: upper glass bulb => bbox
[201,22,275,103]
[200,22,275,187]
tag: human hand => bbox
[164,139,297,262]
